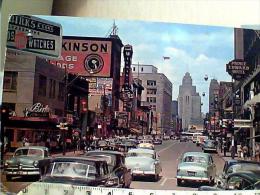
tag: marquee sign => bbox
[50,36,112,77]
[7,15,62,59]
[226,59,250,80]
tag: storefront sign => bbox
[24,103,50,117]
[226,59,250,80]
[114,111,128,119]
[7,15,62,59]
[50,37,112,77]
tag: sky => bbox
[36,15,234,114]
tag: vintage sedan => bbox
[85,150,132,188]
[137,143,155,150]
[40,156,121,187]
[153,138,162,145]
[125,148,162,181]
[4,146,50,181]
[202,140,217,153]
[176,152,216,186]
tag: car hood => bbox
[125,157,155,168]
[6,155,42,165]
[178,162,207,170]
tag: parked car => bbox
[180,136,188,142]
[137,143,155,150]
[202,140,217,153]
[176,152,216,186]
[84,150,132,188]
[125,148,162,181]
[4,146,50,181]
[40,156,121,187]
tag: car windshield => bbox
[183,155,207,163]
[47,162,97,180]
[14,149,43,157]
[204,141,215,146]
[127,152,154,159]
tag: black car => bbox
[199,170,260,191]
[40,156,121,187]
[85,150,132,188]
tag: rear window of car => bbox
[15,148,43,156]
[183,155,207,163]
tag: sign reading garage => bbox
[50,36,112,77]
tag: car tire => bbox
[6,175,12,181]
[177,179,182,186]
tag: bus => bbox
[180,131,203,142]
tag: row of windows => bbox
[132,67,144,72]
[147,97,156,103]
[147,89,157,95]
[38,74,64,100]
[147,80,156,86]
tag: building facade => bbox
[132,64,172,135]
[178,72,202,130]
[209,79,220,117]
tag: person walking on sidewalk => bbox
[255,142,260,162]
[223,139,227,157]
[242,144,248,160]
[237,143,242,159]
[231,135,235,159]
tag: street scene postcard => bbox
[1,15,260,195]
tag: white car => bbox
[125,148,162,181]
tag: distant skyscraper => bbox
[209,79,220,117]
[178,72,202,130]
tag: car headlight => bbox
[33,161,39,167]
[4,162,8,167]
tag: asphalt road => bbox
[1,140,225,193]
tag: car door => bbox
[154,152,161,174]
[210,155,216,178]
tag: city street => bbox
[1,140,225,193]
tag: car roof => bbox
[85,150,124,156]
[228,170,260,182]
[183,152,210,158]
[15,146,48,150]
[128,148,155,154]
[49,156,108,163]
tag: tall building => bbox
[132,64,172,135]
[209,79,220,117]
[178,72,202,130]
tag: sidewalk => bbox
[217,149,257,162]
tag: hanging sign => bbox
[226,59,251,80]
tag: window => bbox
[147,97,156,103]
[141,67,143,72]
[147,89,157,94]
[58,82,64,101]
[147,80,156,86]
[49,79,56,98]
[3,71,17,90]
[38,74,47,96]
[133,67,135,71]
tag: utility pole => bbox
[63,65,68,156]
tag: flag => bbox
[163,56,170,60]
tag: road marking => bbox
[158,142,177,154]
[160,177,168,186]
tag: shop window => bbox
[38,74,47,96]
[3,71,17,91]
[49,79,56,99]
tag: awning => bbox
[243,94,260,108]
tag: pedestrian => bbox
[231,136,235,159]
[242,145,248,160]
[223,139,227,157]
[237,144,242,159]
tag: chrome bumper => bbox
[177,175,210,182]
[132,170,156,176]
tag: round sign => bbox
[84,54,104,74]
[15,32,28,49]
